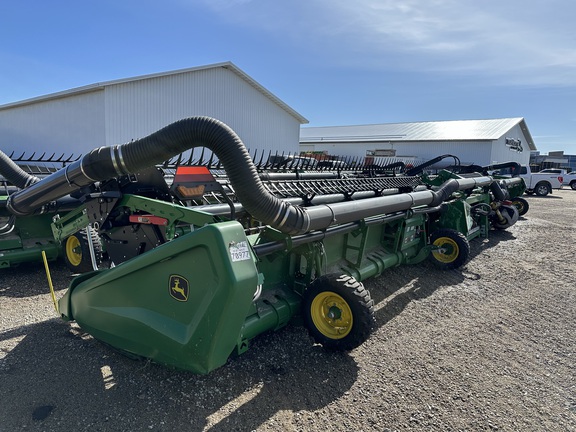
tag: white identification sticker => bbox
[229,241,251,262]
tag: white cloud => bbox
[196,0,576,86]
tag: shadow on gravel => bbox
[524,194,563,200]
[0,261,74,298]
[365,226,518,332]
[0,225,526,430]
[0,317,358,431]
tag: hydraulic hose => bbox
[482,161,521,176]
[6,117,493,234]
[490,181,508,201]
[0,150,40,189]
[7,117,309,233]
[405,154,460,176]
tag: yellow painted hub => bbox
[65,236,82,266]
[512,200,525,213]
[432,237,459,263]
[310,291,353,339]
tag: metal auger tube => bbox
[6,117,493,234]
[300,176,492,232]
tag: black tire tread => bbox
[511,197,529,216]
[492,204,519,230]
[303,274,375,351]
[534,182,550,196]
[428,228,470,270]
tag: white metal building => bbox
[0,62,308,157]
[300,118,536,167]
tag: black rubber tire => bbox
[511,197,529,216]
[63,228,102,273]
[303,274,374,351]
[492,204,520,230]
[429,229,470,270]
[570,181,576,191]
[534,182,550,196]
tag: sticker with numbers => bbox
[229,241,251,262]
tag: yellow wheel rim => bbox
[310,291,353,339]
[432,237,459,263]
[65,236,82,267]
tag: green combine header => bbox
[1,117,526,373]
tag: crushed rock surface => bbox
[1,190,575,431]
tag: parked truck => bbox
[538,168,576,190]
[495,165,562,196]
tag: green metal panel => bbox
[432,194,490,240]
[0,243,60,268]
[267,213,430,283]
[0,234,22,251]
[51,206,90,242]
[503,179,526,198]
[0,201,63,267]
[59,221,259,374]
[16,213,56,239]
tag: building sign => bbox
[367,149,396,157]
[505,138,523,153]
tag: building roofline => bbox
[516,118,536,151]
[0,83,105,110]
[0,62,309,124]
[301,117,536,151]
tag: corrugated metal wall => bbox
[0,91,105,155]
[387,141,490,165]
[104,67,301,155]
[301,138,528,166]
[301,140,490,164]
[0,67,301,158]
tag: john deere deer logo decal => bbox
[169,275,189,302]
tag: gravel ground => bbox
[1,189,575,431]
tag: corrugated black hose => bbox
[0,150,40,189]
[6,117,309,233]
[6,117,484,234]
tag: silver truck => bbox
[538,168,576,190]
[495,165,563,196]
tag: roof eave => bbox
[516,118,537,151]
[221,62,308,124]
[0,61,309,124]
[0,84,105,110]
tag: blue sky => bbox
[1,0,575,154]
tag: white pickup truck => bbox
[538,168,576,190]
[496,165,563,196]
[520,166,563,196]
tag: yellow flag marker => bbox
[41,251,59,314]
